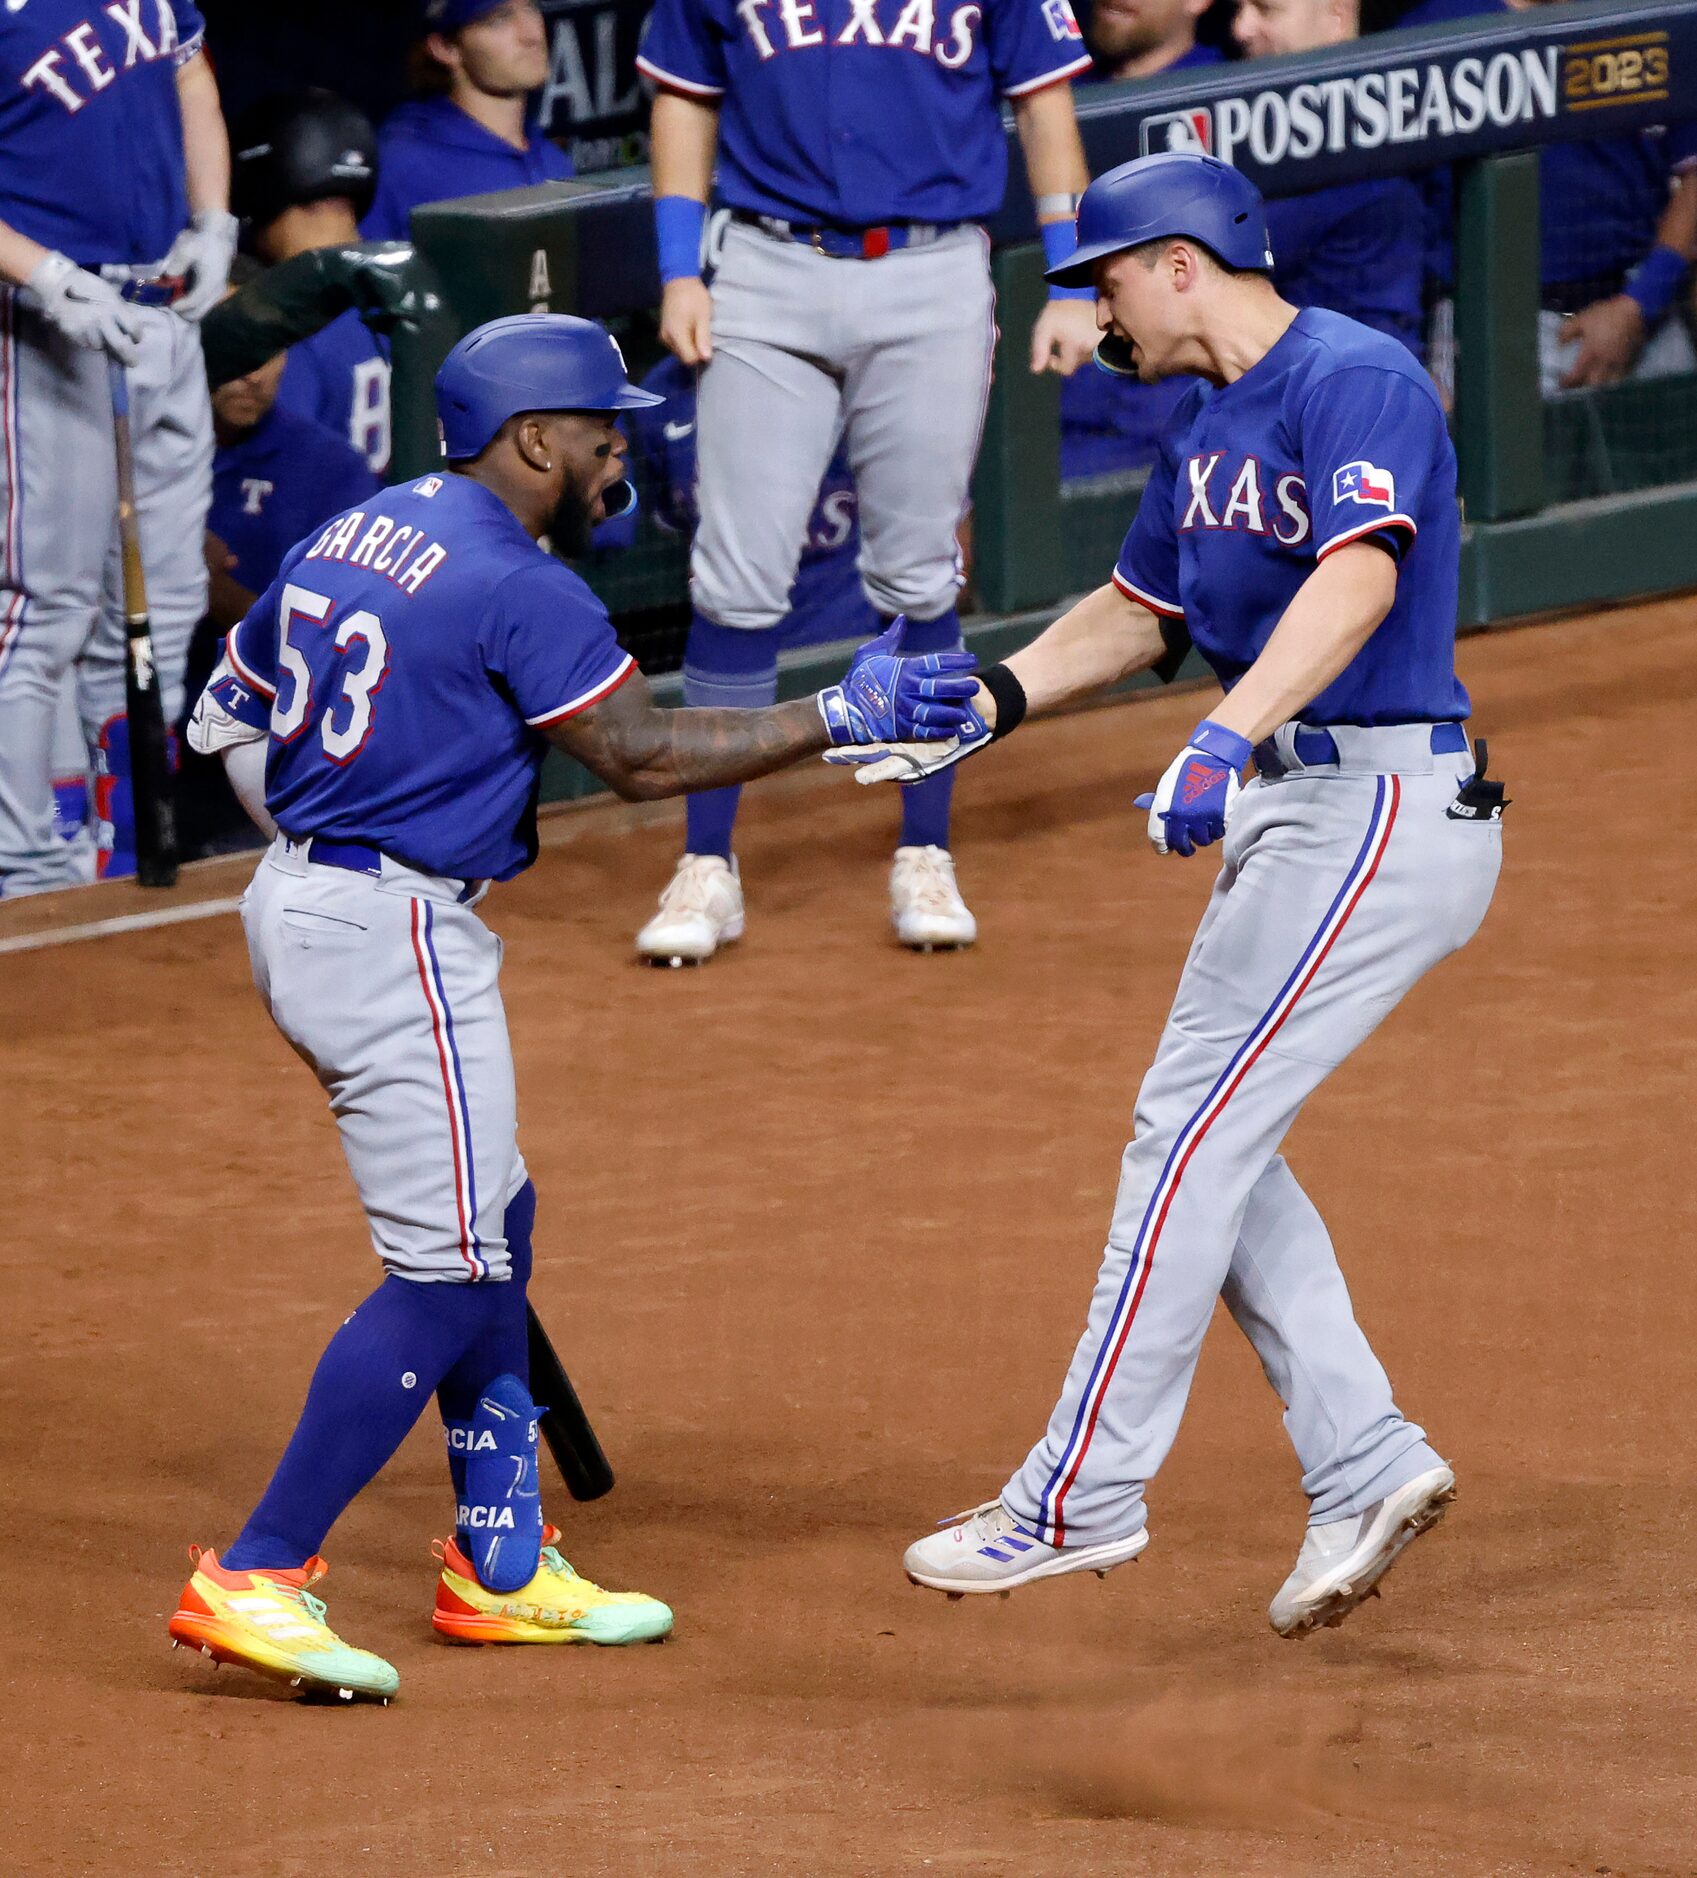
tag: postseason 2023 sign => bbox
[1065,0,1693,201]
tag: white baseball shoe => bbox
[635,854,745,967]
[1268,1464,1456,1638]
[903,1499,1148,1598]
[890,845,977,952]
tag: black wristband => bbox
[980,663,1028,741]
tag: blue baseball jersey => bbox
[636,0,1092,226]
[224,473,634,881]
[625,356,877,644]
[1266,180,1423,358]
[1114,308,1469,727]
[210,405,379,598]
[361,97,574,242]
[275,312,393,478]
[0,0,204,266]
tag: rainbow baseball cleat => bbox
[431,1525,674,1645]
[167,1547,400,1703]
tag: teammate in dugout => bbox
[840,154,1506,1635]
[0,0,235,895]
[168,313,978,1704]
[632,0,1101,963]
[233,90,394,478]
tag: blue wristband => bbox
[655,195,707,285]
[1623,244,1687,326]
[1189,718,1254,773]
[1041,219,1092,302]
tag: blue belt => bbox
[1255,721,1469,776]
[292,835,483,903]
[731,209,960,259]
[114,274,186,308]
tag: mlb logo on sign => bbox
[1141,108,1213,156]
[1041,0,1084,40]
[1333,461,1396,510]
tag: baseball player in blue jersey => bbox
[362,0,575,244]
[625,354,878,648]
[234,90,394,478]
[844,155,1504,1635]
[632,0,1099,962]
[0,0,234,893]
[167,314,977,1703]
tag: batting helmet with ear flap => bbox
[1045,152,1274,287]
[231,90,379,229]
[434,314,664,462]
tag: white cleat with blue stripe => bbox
[903,1499,1148,1597]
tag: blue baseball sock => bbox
[895,609,963,852]
[222,1272,511,1572]
[438,1181,536,1514]
[680,611,779,861]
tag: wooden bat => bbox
[108,359,178,888]
[526,1303,615,1500]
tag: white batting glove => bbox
[161,209,240,323]
[23,251,145,363]
[823,719,991,786]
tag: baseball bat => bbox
[108,359,179,889]
[526,1302,615,1500]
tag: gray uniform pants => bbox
[1005,727,1502,1545]
[692,221,995,631]
[243,837,528,1283]
[0,285,211,894]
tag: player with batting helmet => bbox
[168,313,978,1703]
[842,153,1506,1636]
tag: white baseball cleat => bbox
[890,845,977,952]
[1268,1464,1456,1638]
[636,854,745,966]
[903,1499,1148,1597]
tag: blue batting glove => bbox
[1135,719,1253,857]
[817,616,981,746]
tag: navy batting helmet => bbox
[435,314,664,461]
[231,90,378,228]
[1045,153,1274,287]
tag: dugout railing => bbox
[384,0,1697,800]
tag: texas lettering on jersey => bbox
[1179,451,1313,545]
[734,0,1028,69]
[19,0,186,114]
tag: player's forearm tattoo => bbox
[552,675,828,801]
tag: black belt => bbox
[1540,273,1627,316]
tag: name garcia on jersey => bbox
[303,499,450,597]
[22,1,190,115]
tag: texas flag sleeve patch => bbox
[1332,461,1397,510]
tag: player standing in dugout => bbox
[0,0,235,895]
[632,0,1102,962]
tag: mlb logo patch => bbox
[1332,461,1396,510]
[1042,0,1084,39]
[1141,108,1213,156]
[414,475,444,497]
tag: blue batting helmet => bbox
[1045,153,1274,287]
[435,314,663,461]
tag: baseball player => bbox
[1399,0,1697,398]
[0,0,234,894]
[844,155,1504,1635]
[167,313,977,1703]
[362,0,574,244]
[233,90,394,477]
[631,0,1100,963]
[622,352,878,649]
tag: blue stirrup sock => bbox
[681,611,779,861]
[894,608,963,852]
[221,1269,515,1572]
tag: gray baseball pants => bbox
[1005,727,1502,1545]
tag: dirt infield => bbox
[6,596,1696,1877]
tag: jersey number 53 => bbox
[272,583,390,765]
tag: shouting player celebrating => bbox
[169,314,977,1703]
[848,155,1505,1636]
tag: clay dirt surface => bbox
[4,598,1695,1877]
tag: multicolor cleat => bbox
[167,1547,400,1703]
[431,1525,674,1645]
